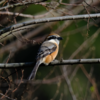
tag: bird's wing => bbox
[36,41,57,60]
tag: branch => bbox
[0,13,100,36]
[0,11,49,19]
[0,0,6,5]
[62,66,77,100]
[0,0,47,11]
[0,93,16,100]
[1,58,100,68]
[0,11,35,18]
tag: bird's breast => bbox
[44,43,58,65]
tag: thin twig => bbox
[80,65,100,100]
[12,70,24,92]
[62,66,77,100]
[0,11,49,19]
[0,93,16,100]
[0,0,47,11]
[69,28,100,59]
[60,2,82,6]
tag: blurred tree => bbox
[0,0,100,100]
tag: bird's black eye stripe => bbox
[47,36,63,40]
[47,36,57,40]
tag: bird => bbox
[28,33,63,80]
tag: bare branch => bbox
[0,0,47,11]
[0,13,100,36]
[80,65,100,100]
[0,11,49,19]
[0,58,100,68]
[0,11,35,18]
[0,93,16,100]
[62,66,77,100]
[60,2,82,6]
[0,0,6,5]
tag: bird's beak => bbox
[57,37,63,40]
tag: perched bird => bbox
[28,33,63,80]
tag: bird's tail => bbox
[28,61,41,80]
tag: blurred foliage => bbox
[0,0,100,100]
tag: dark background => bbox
[0,0,100,100]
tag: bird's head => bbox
[46,33,63,44]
